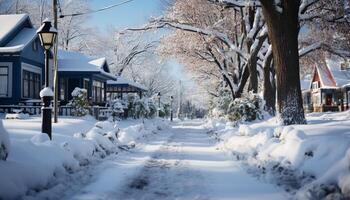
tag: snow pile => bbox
[39,87,54,97]
[0,120,10,160]
[0,117,168,199]
[210,112,350,199]
[5,113,29,119]
[118,118,169,145]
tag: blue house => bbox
[0,14,147,113]
[0,14,46,105]
[58,50,116,105]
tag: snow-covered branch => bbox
[126,18,249,60]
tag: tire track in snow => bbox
[118,129,210,200]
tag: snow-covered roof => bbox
[0,14,29,43]
[0,14,37,53]
[58,50,115,79]
[308,57,350,89]
[326,58,350,87]
[107,76,147,91]
[0,28,37,53]
[58,50,93,61]
[315,63,337,88]
[89,57,106,69]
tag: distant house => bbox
[58,50,116,105]
[0,14,47,105]
[302,58,350,112]
[106,76,147,100]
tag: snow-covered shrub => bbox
[135,98,150,118]
[128,95,157,119]
[108,99,127,121]
[227,92,263,122]
[0,120,10,161]
[69,87,90,117]
[208,87,233,118]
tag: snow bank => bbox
[5,113,29,119]
[0,117,168,199]
[0,120,10,160]
[118,118,169,145]
[210,112,350,199]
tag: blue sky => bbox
[87,0,165,31]
[86,0,193,84]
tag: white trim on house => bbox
[21,62,42,99]
[0,62,13,98]
[22,62,41,74]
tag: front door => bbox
[325,94,333,105]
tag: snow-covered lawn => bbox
[2,113,349,199]
[0,117,288,200]
[0,116,168,199]
[206,111,350,199]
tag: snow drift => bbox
[0,117,169,199]
[206,112,350,199]
[0,120,10,161]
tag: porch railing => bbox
[0,105,113,121]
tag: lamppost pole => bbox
[157,92,161,118]
[37,19,57,140]
[42,49,52,139]
[44,50,50,87]
[170,96,173,122]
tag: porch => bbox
[106,76,147,101]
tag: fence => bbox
[0,105,112,121]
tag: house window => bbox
[312,82,319,90]
[0,66,9,97]
[340,62,349,71]
[83,79,90,90]
[22,70,41,99]
[60,78,66,101]
[93,80,105,103]
[0,63,12,98]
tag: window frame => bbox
[92,80,105,103]
[21,63,42,99]
[0,62,13,98]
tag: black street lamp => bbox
[157,92,161,117]
[37,19,57,140]
[170,96,173,122]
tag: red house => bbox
[302,58,350,112]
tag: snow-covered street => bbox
[26,120,285,200]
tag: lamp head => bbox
[37,19,57,50]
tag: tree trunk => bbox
[260,0,306,125]
[246,7,258,93]
[263,51,276,115]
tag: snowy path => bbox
[32,120,287,200]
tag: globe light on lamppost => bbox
[37,19,57,140]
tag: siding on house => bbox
[0,14,45,105]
